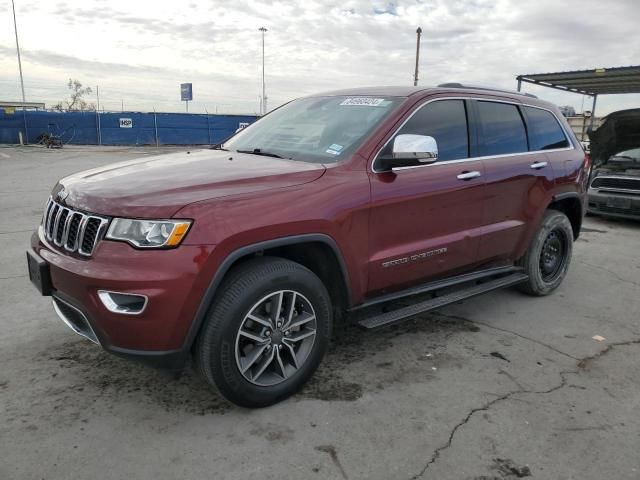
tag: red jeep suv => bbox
[27,85,588,407]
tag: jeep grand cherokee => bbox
[27,85,588,407]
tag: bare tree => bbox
[53,79,96,111]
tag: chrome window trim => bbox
[371,96,576,174]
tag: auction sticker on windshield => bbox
[340,97,386,106]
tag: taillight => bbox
[583,153,593,190]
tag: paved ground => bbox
[1,145,639,480]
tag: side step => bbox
[357,273,528,330]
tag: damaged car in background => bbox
[588,108,640,220]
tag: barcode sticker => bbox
[339,97,385,106]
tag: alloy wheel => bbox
[234,290,317,387]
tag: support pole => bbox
[205,108,211,145]
[413,27,422,87]
[589,94,598,131]
[96,85,102,145]
[259,27,268,115]
[517,78,522,92]
[153,108,159,147]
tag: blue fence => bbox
[0,109,258,145]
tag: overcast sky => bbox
[1,0,639,115]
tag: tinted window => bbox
[525,106,570,150]
[477,102,528,156]
[382,100,469,162]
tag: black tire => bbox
[195,257,332,408]
[516,209,574,296]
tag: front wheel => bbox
[195,257,332,408]
[517,210,574,296]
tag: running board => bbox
[357,273,528,330]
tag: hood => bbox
[55,149,326,218]
[589,108,640,168]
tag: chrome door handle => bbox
[530,161,548,170]
[457,171,482,180]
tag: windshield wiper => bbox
[236,148,285,159]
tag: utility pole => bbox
[11,0,26,104]
[259,27,268,115]
[413,27,422,87]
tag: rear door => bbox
[367,98,486,295]
[473,100,558,263]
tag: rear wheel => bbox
[517,210,573,296]
[195,257,332,408]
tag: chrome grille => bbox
[591,176,640,192]
[42,198,109,257]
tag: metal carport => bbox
[516,65,640,129]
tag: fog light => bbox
[98,290,148,315]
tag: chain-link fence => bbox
[0,109,257,146]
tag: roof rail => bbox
[437,82,538,99]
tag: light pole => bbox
[413,27,422,87]
[259,26,267,115]
[11,0,26,104]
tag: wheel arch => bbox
[182,234,352,352]
[548,192,584,240]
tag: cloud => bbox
[0,0,639,114]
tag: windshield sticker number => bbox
[326,149,341,155]
[328,144,343,152]
[340,97,385,107]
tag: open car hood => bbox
[589,108,640,167]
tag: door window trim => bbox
[371,96,575,173]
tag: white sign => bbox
[119,118,133,128]
[235,122,250,133]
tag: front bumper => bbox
[30,227,215,369]
[587,189,640,220]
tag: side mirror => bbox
[378,134,439,171]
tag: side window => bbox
[477,101,528,156]
[524,106,570,150]
[381,99,469,162]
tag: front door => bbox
[367,98,486,295]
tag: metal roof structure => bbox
[516,66,640,129]
[516,66,640,96]
[0,101,45,110]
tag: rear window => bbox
[477,102,528,156]
[524,106,570,150]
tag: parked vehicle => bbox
[588,108,640,220]
[27,85,588,407]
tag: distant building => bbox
[566,115,602,141]
[558,105,576,117]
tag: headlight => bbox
[106,218,191,248]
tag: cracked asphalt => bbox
[1,145,639,480]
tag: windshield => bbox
[608,147,640,164]
[223,96,404,163]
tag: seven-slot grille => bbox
[43,198,109,257]
[590,176,640,192]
